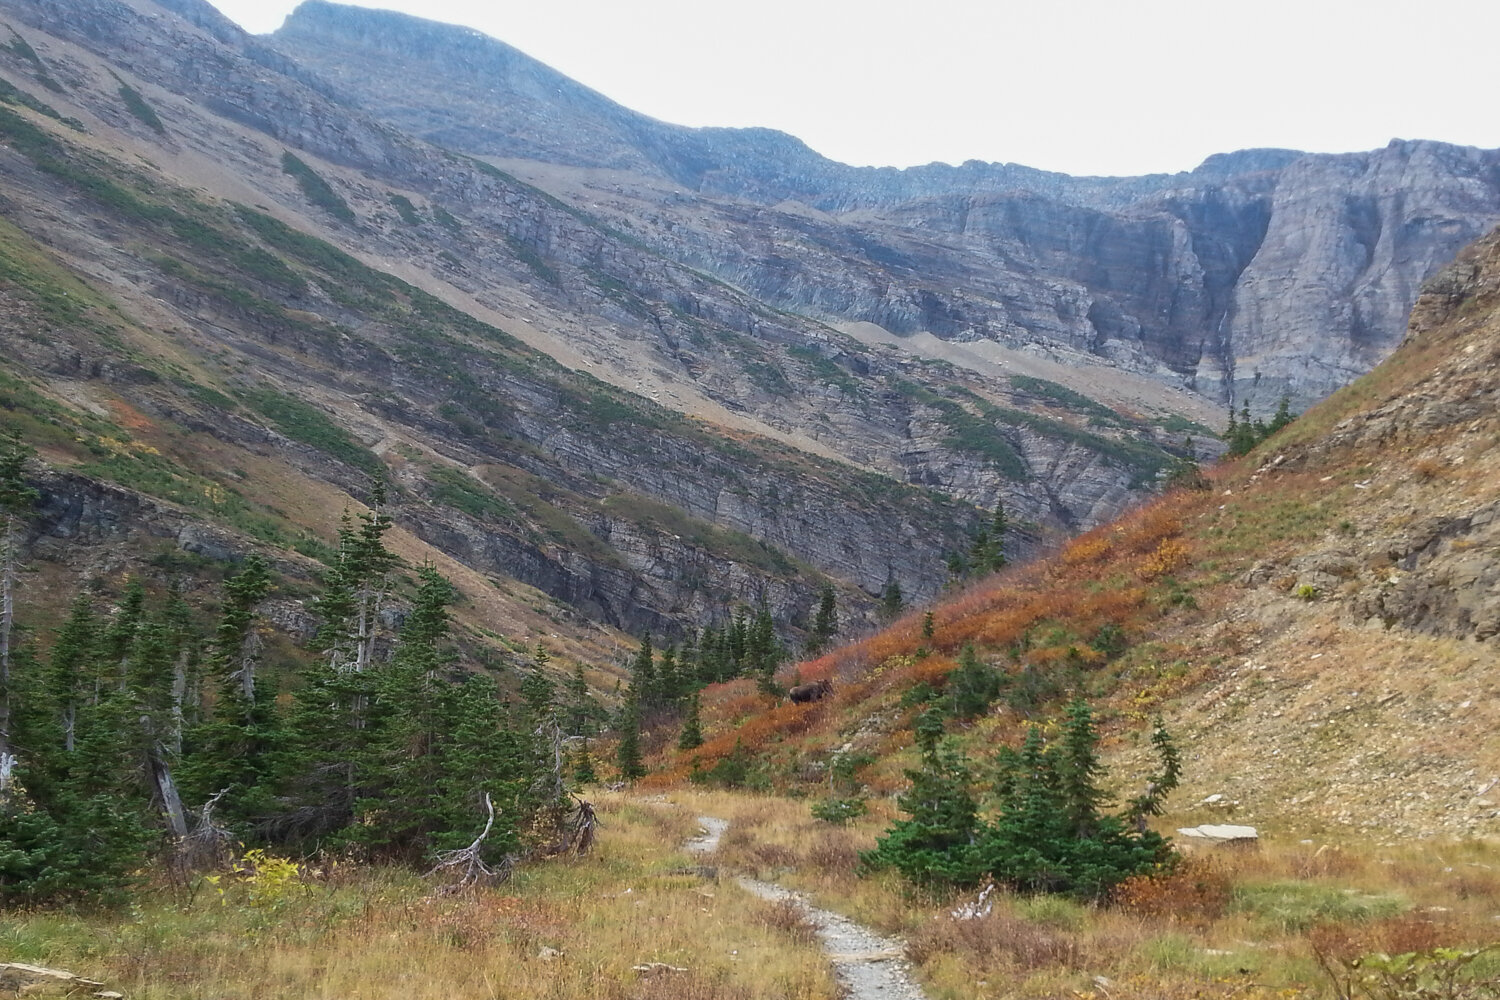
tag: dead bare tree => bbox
[426,792,513,894]
[177,787,236,873]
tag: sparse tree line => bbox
[0,438,587,904]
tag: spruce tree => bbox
[806,585,838,656]
[520,643,557,726]
[615,691,645,780]
[178,556,280,825]
[573,737,598,785]
[563,662,599,736]
[862,706,981,885]
[677,689,704,750]
[629,634,657,709]
[946,644,1001,721]
[879,579,904,620]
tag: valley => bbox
[0,0,1497,998]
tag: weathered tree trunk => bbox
[150,747,189,841]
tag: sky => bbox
[209,0,1500,177]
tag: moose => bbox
[788,678,833,704]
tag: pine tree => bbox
[677,690,703,750]
[563,662,599,736]
[573,737,598,786]
[520,643,557,726]
[615,691,645,780]
[629,634,657,709]
[946,644,1000,721]
[806,585,838,656]
[879,579,904,620]
[861,706,981,886]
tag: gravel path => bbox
[685,816,928,1000]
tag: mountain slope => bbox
[270,0,1500,413]
[671,223,1500,839]
[0,0,1238,642]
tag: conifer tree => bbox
[861,706,981,885]
[178,556,280,824]
[677,689,704,750]
[521,642,557,726]
[806,585,838,656]
[879,579,904,620]
[629,633,657,709]
[563,662,599,736]
[946,644,1001,720]
[615,691,645,780]
[573,737,598,785]
[48,595,99,755]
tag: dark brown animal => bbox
[788,678,833,704]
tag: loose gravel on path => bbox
[685,815,928,1000]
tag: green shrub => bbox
[117,80,165,134]
[810,796,868,825]
[281,151,354,224]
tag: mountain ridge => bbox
[267,0,1500,413]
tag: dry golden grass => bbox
[0,791,837,1000]
[636,781,1500,1000]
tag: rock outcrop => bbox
[271,1,1500,412]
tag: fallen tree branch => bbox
[425,792,512,894]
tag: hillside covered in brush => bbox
[658,223,1500,843]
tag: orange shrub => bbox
[1136,538,1190,580]
[1063,532,1113,566]
[1114,856,1231,925]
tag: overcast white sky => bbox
[210,0,1500,177]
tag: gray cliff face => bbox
[267,1,1500,413]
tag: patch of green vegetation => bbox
[4,32,63,92]
[431,204,462,232]
[1232,881,1406,933]
[170,377,238,413]
[235,387,381,476]
[786,345,861,398]
[1153,412,1219,438]
[991,403,1170,486]
[0,77,83,130]
[0,104,169,223]
[426,465,515,523]
[0,217,92,326]
[502,234,560,286]
[114,79,164,134]
[386,193,421,225]
[745,360,792,397]
[1009,375,1123,426]
[582,266,654,320]
[474,465,621,566]
[894,381,1027,479]
[280,151,354,224]
[149,253,324,338]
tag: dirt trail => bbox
[684,816,928,1000]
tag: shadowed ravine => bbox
[684,816,928,1000]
